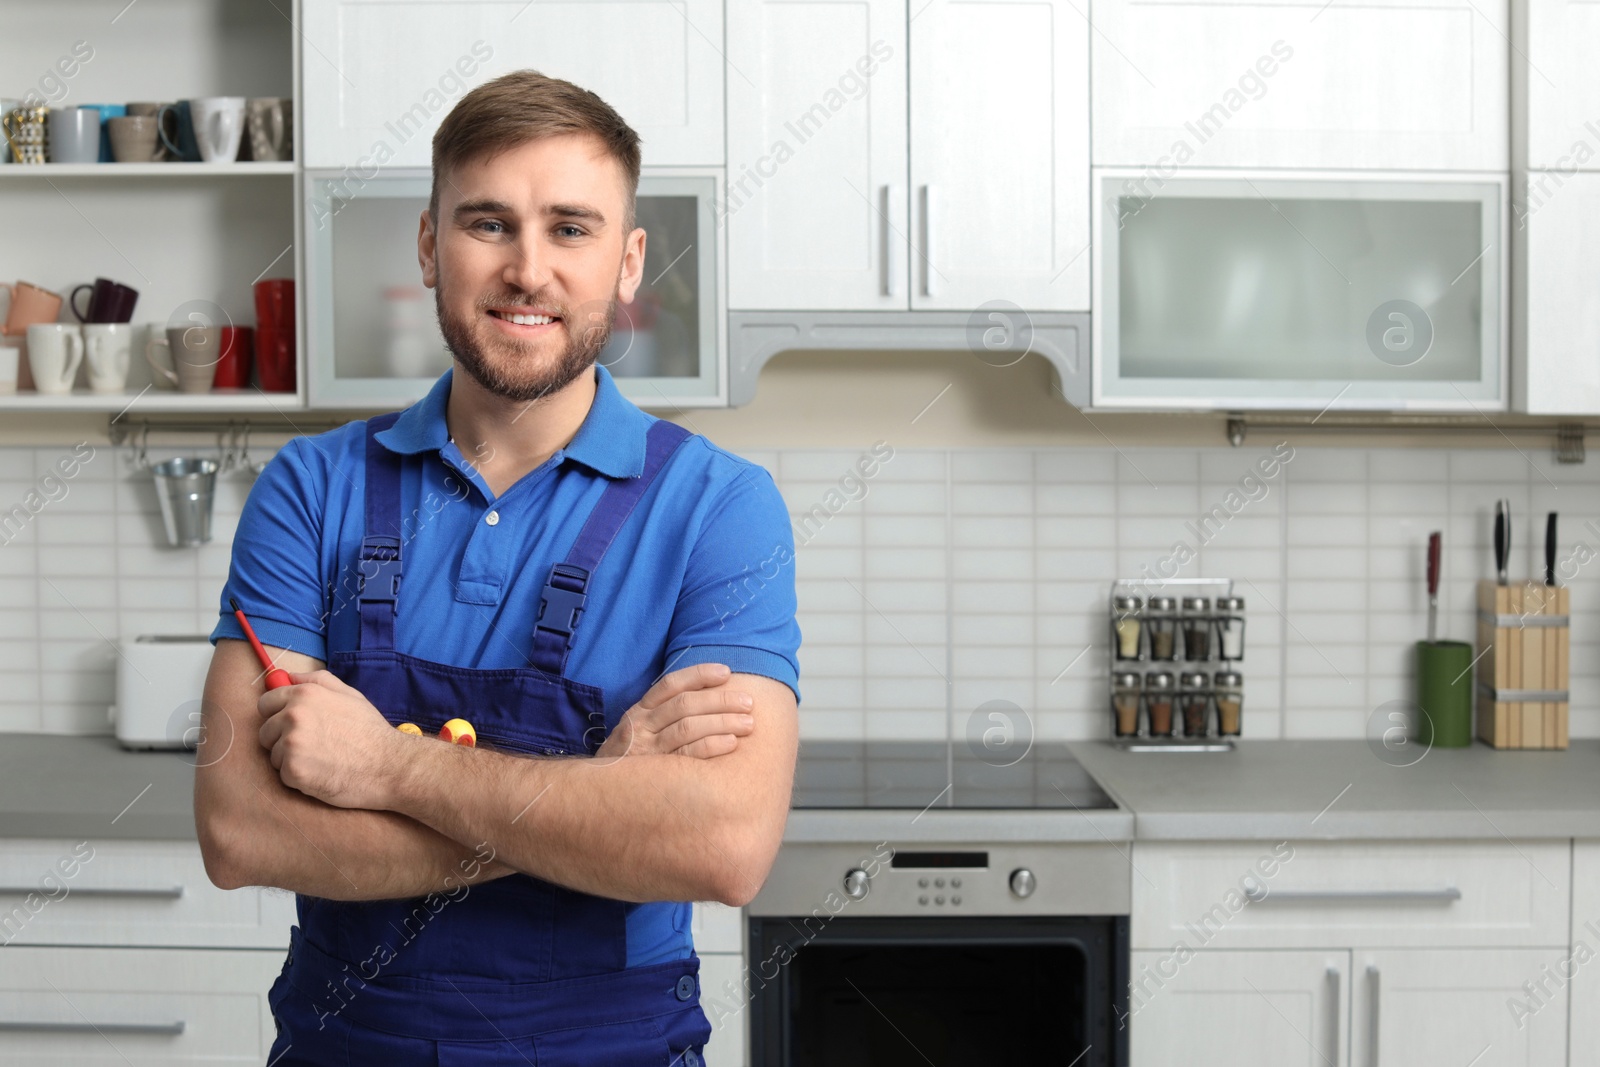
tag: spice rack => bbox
[1107,578,1243,752]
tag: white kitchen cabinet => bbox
[0,839,294,949]
[1572,842,1600,1067]
[1129,949,1348,1067]
[1092,0,1508,172]
[1351,949,1568,1066]
[1513,171,1600,414]
[1515,0,1600,170]
[907,0,1089,311]
[0,946,283,1065]
[698,952,748,1067]
[1132,840,1570,950]
[725,0,908,310]
[300,0,724,168]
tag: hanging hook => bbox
[135,423,150,470]
[239,422,268,476]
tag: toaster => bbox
[112,635,216,749]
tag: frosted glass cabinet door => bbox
[304,170,723,407]
[1092,170,1506,411]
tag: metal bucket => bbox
[151,457,218,547]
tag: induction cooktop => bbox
[790,740,1118,811]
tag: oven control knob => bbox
[1009,868,1036,899]
[843,868,871,900]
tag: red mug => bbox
[254,278,294,327]
[255,324,295,392]
[214,326,254,389]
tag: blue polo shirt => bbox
[210,364,800,967]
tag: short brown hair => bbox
[429,69,642,233]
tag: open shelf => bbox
[0,389,299,413]
[0,162,296,178]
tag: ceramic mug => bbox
[70,277,139,323]
[189,97,245,163]
[47,107,99,164]
[245,98,292,162]
[83,323,132,393]
[147,325,220,393]
[255,324,295,391]
[127,102,178,162]
[2,280,63,335]
[0,345,18,393]
[107,115,159,163]
[3,105,48,165]
[213,326,253,389]
[155,101,200,163]
[254,277,294,326]
[77,104,125,162]
[27,323,83,394]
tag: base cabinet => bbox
[1130,949,1348,1067]
[0,947,283,1065]
[1572,843,1600,1067]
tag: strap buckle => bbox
[357,537,402,603]
[537,563,589,637]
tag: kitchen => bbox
[0,0,1598,1064]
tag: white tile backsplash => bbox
[2,441,1596,745]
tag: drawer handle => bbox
[1367,963,1381,1067]
[1325,964,1340,1066]
[1244,885,1460,905]
[0,1019,185,1035]
[0,885,184,899]
[883,184,902,297]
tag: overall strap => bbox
[355,412,405,650]
[530,419,694,679]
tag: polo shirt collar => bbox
[373,363,651,479]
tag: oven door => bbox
[747,915,1129,1066]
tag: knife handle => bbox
[1427,532,1441,597]
[1546,512,1558,585]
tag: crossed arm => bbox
[194,637,798,906]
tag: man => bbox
[195,70,801,1065]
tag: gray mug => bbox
[48,107,101,164]
[246,98,292,162]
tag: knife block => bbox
[1475,580,1569,749]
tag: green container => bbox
[1416,640,1474,747]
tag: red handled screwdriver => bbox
[230,597,293,690]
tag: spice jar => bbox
[1146,596,1178,661]
[1214,670,1243,736]
[1216,596,1246,661]
[1111,672,1142,737]
[1112,595,1143,661]
[1179,671,1211,737]
[1180,596,1214,661]
[1143,671,1176,737]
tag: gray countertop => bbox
[1,734,1597,843]
[0,735,197,840]
[1068,738,1600,841]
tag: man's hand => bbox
[257,670,408,810]
[596,662,755,761]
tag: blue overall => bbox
[265,412,712,1067]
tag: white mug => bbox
[26,323,83,394]
[83,323,131,393]
[0,345,18,393]
[190,97,246,163]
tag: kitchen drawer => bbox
[698,952,747,1067]
[1131,840,1570,950]
[0,839,294,949]
[691,901,743,954]
[1572,841,1600,1067]
[0,945,282,1064]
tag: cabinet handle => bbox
[0,885,184,899]
[0,1019,186,1035]
[1367,964,1381,1067]
[883,184,901,297]
[1243,885,1460,905]
[921,183,936,297]
[1326,965,1340,1066]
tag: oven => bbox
[743,742,1132,1066]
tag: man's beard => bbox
[435,274,617,403]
